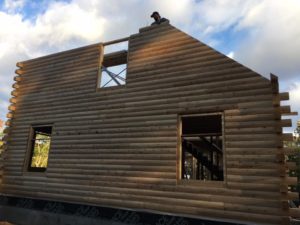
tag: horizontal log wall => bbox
[2,23,295,225]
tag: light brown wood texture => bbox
[1,23,297,225]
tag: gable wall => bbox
[1,24,290,224]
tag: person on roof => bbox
[151,11,169,25]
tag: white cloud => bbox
[191,0,260,37]
[186,0,300,83]
[34,1,106,44]
[289,83,300,107]
[4,0,25,13]
[227,51,234,59]
[234,0,300,80]
[287,82,300,132]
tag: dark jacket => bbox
[151,18,169,25]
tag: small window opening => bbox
[181,114,224,181]
[99,41,128,88]
[28,125,52,172]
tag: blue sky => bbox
[0,0,299,133]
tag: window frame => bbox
[177,112,226,184]
[25,124,53,173]
[97,40,129,89]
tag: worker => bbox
[150,11,169,25]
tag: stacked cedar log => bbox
[1,23,299,225]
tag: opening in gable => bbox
[98,40,128,88]
[180,113,224,182]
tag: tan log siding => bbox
[2,23,293,225]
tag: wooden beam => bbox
[282,112,298,116]
[279,92,289,101]
[13,76,21,82]
[273,94,286,105]
[271,73,279,94]
[96,44,104,89]
[16,62,24,68]
[9,98,17,104]
[280,119,292,128]
[102,50,127,67]
[6,113,13,119]
[286,192,299,200]
[15,69,23,75]
[280,106,291,114]
[289,208,300,218]
[103,37,129,46]
[7,105,16,111]
[12,83,20,89]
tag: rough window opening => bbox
[181,114,224,181]
[99,41,128,88]
[27,125,52,172]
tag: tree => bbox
[294,120,300,146]
[287,121,300,200]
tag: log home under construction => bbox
[0,23,299,225]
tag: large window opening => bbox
[27,125,52,172]
[181,114,224,181]
[98,40,128,88]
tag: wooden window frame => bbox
[177,112,226,184]
[96,39,129,89]
[25,124,53,172]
